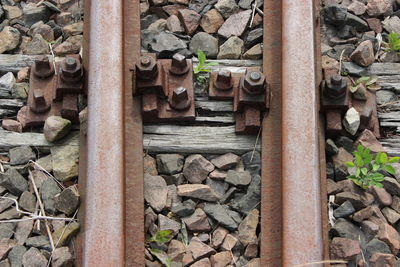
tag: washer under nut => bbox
[169,87,191,110]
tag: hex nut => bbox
[136,55,158,80]
[242,70,266,94]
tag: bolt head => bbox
[61,56,82,81]
[325,75,347,98]
[33,56,54,78]
[65,57,77,70]
[136,55,158,80]
[170,87,191,110]
[170,53,189,75]
[331,75,342,86]
[243,70,266,94]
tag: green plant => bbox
[345,145,400,189]
[387,32,400,52]
[146,230,174,267]
[350,76,380,93]
[193,50,217,83]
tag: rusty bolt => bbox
[136,55,158,81]
[325,74,347,99]
[33,56,54,79]
[61,57,82,82]
[169,87,191,110]
[31,88,50,113]
[242,70,266,95]
[169,53,189,75]
[214,69,233,91]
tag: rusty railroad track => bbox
[77,0,329,266]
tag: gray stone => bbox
[8,245,26,267]
[218,10,252,39]
[205,178,228,199]
[0,72,15,98]
[43,116,71,143]
[238,0,261,9]
[345,13,369,32]
[330,218,366,243]
[144,174,168,212]
[9,146,35,166]
[142,31,186,58]
[204,203,238,231]
[0,26,20,54]
[335,136,354,153]
[189,0,209,13]
[25,236,51,251]
[382,16,400,34]
[241,151,260,168]
[342,61,366,76]
[383,177,400,196]
[343,107,360,136]
[243,43,262,60]
[171,199,196,217]
[323,5,347,25]
[230,175,260,214]
[245,28,263,48]
[22,247,47,267]
[158,214,181,236]
[51,145,79,182]
[0,169,27,197]
[141,14,160,30]
[52,247,73,267]
[217,36,244,59]
[156,154,184,175]
[376,90,396,105]
[225,170,251,186]
[40,177,61,214]
[24,34,50,55]
[333,200,355,218]
[35,155,53,173]
[183,154,214,184]
[214,0,239,19]
[147,19,167,33]
[326,139,339,156]
[23,6,51,27]
[334,166,348,182]
[189,32,218,58]
[19,191,36,213]
[364,238,391,261]
[0,223,14,240]
[15,219,33,245]
[54,185,79,216]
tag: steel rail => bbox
[82,0,125,266]
[281,0,324,265]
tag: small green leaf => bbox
[365,77,378,86]
[389,157,400,163]
[384,165,396,175]
[357,145,364,154]
[361,167,368,176]
[350,85,360,93]
[372,164,380,171]
[375,152,383,164]
[381,153,388,164]
[356,76,370,85]
[356,167,361,177]
[204,62,218,67]
[149,249,172,267]
[355,154,364,167]
[345,161,355,168]
[197,50,206,65]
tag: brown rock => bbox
[244,243,258,258]
[212,226,229,248]
[0,238,16,260]
[178,9,201,36]
[0,26,21,54]
[3,6,22,20]
[330,237,361,260]
[158,214,180,235]
[382,207,400,225]
[244,258,260,267]
[243,44,262,60]
[167,240,185,262]
[391,195,400,213]
[52,246,73,267]
[177,184,219,202]
[151,0,167,6]
[162,4,186,16]
[187,237,216,260]
[209,169,227,180]
[348,0,367,15]
[218,10,252,39]
[377,223,400,254]
[238,209,259,246]
[250,14,262,29]
[369,253,396,267]
[53,41,80,56]
[211,153,240,170]
[382,177,400,196]
[327,179,340,195]
[43,116,72,142]
[353,205,387,224]
[182,252,195,266]
[16,67,29,83]
[140,2,149,15]
[56,12,74,27]
[183,208,211,232]
[350,40,374,67]
[31,23,54,42]
[370,186,392,207]
[367,18,383,33]
[166,15,184,33]
[332,147,353,168]
[355,129,385,153]
[168,0,189,5]
[367,0,392,17]
[200,9,224,34]
[361,220,379,240]
[2,119,22,133]
[210,251,232,267]
[144,154,158,175]
[190,258,211,267]
[321,55,339,71]
[183,154,214,183]
[144,174,168,212]
[22,247,47,267]
[145,260,162,267]
[221,234,238,251]
[335,191,366,210]
[63,22,84,37]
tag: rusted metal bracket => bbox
[133,53,195,122]
[18,55,83,128]
[321,69,379,138]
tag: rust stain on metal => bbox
[281,0,323,265]
[260,0,282,265]
[208,70,239,100]
[124,0,145,265]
